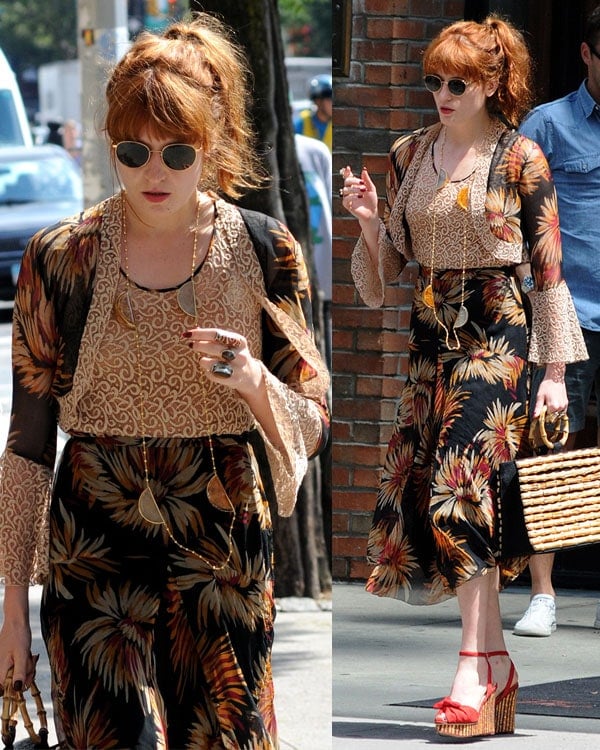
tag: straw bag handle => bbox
[529,405,569,451]
[1,663,49,748]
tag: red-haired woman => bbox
[341,15,586,739]
[0,13,329,749]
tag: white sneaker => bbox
[594,601,600,630]
[513,594,556,636]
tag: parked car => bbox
[0,144,83,306]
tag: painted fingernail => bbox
[13,680,22,691]
[181,331,192,338]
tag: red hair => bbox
[104,13,265,197]
[423,15,533,127]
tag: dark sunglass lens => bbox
[448,79,467,96]
[424,75,442,93]
[163,145,197,170]
[116,142,149,168]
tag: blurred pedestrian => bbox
[514,3,600,638]
[294,73,332,151]
[295,132,332,367]
[45,120,62,146]
[62,118,82,165]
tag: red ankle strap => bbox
[458,650,488,657]
[486,650,509,657]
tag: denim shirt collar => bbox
[578,79,600,119]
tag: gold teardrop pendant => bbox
[138,485,164,525]
[454,304,469,329]
[207,474,233,512]
[423,284,435,308]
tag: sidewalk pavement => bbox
[334,582,600,749]
[4,587,332,750]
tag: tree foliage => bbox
[279,0,331,56]
[0,1,331,75]
[0,0,77,73]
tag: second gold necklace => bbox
[422,128,478,351]
[120,193,236,570]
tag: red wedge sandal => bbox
[487,650,518,734]
[434,651,496,738]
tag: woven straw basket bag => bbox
[496,407,600,557]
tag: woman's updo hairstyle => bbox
[104,12,264,197]
[423,15,533,127]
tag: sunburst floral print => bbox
[41,433,280,748]
[485,188,521,242]
[475,400,528,467]
[535,193,563,272]
[366,268,531,603]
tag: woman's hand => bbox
[183,327,284,449]
[339,166,379,225]
[182,327,263,398]
[0,586,34,692]
[339,166,381,265]
[532,363,568,419]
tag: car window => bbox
[0,154,83,205]
[0,89,28,146]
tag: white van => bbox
[0,48,33,147]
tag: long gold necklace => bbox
[422,128,476,351]
[120,193,236,570]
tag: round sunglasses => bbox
[113,141,201,170]
[423,75,470,97]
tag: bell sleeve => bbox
[351,132,416,307]
[517,136,588,364]
[243,214,330,517]
[0,231,59,585]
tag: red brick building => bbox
[332,0,463,582]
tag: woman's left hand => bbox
[182,327,263,396]
[532,363,568,419]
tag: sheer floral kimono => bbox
[0,195,330,749]
[351,122,586,605]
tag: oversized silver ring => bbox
[339,188,344,197]
[211,362,233,378]
[221,348,236,362]
[214,331,241,349]
[338,167,346,177]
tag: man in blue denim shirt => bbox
[514,4,600,637]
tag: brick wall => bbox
[332,0,463,581]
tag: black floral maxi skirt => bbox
[41,432,278,750]
[366,266,531,605]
